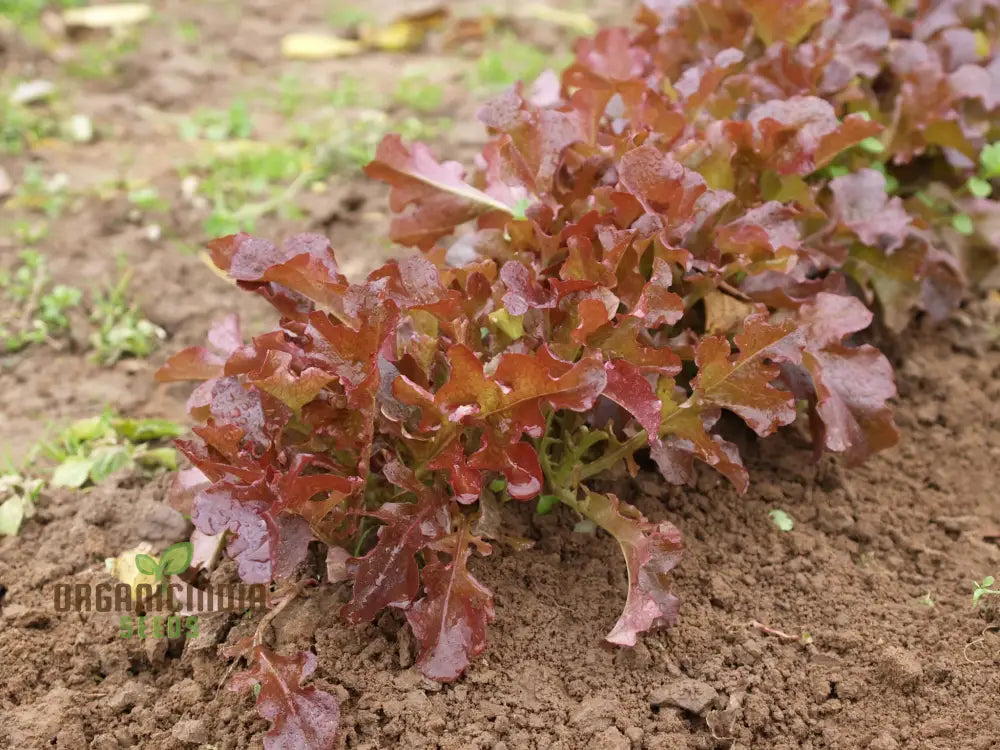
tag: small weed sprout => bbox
[0,472,44,536]
[89,273,165,365]
[180,101,254,142]
[394,73,444,113]
[0,251,82,352]
[972,576,1000,609]
[12,165,70,218]
[768,509,794,532]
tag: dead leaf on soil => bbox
[509,3,597,35]
[280,33,365,60]
[359,6,449,52]
[442,15,499,47]
[62,3,151,29]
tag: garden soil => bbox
[2,1,1000,749]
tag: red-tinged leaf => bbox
[692,315,799,436]
[791,293,899,463]
[156,346,224,382]
[166,467,210,515]
[249,350,334,412]
[571,296,615,344]
[632,258,684,327]
[340,503,429,620]
[745,0,830,45]
[435,344,504,417]
[405,524,495,681]
[919,248,964,324]
[740,268,849,309]
[207,377,291,456]
[565,27,649,88]
[156,314,243,383]
[207,313,243,355]
[603,360,662,443]
[500,261,556,316]
[590,317,682,376]
[492,352,607,431]
[427,439,483,504]
[307,308,399,411]
[578,491,682,646]
[229,646,340,750]
[208,233,349,312]
[191,489,312,583]
[845,242,925,332]
[365,134,513,250]
[656,383,750,492]
[468,438,544,500]
[675,47,745,113]
[277,471,357,518]
[735,97,881,175]
[341,475,450,622]
[829,169,913,253]
[618,144,732,237]
[715,202,801,266]
[477,86,597,188]
[814,114,884,168]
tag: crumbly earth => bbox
[2,2,1000,749]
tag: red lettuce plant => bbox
[157,0,1000,745]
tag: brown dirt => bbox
[2,2,1000,750]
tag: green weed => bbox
[89,272,165,365]
[0,250,82,353]
[11,165,70,218]
[0,98,60,154]
[64,35,139,80]
[0,471,44,536]
[185,143,311,236]
[394,73,445,112]
[39,411,181,489]
[180,101,254,142]
[972,576,1000,608]
[0,0,82,26]
[469,34,569,91]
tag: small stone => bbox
[1,603,50,628]
[0,166,12,198]
[877,647,922,692]
[914,402,938,425]
[569,696,618,732]
[10,79,55,105]
[595,726,630,750]
[709,574,736,611]
[64,113,94,143]
[144,634,168,665]
[167,678,204,708]
[625,726,643,748]
[868,733,899,750]
[404,690,432,713]
[107,681,153,712]
[91,733,120,750]
[649,677,719,715]
[55,721,87,746]
[172,719,208,745]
